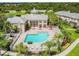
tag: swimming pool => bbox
[24,32,48,43]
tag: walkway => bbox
[0,49,25,56]
[10,32,21,50]
[56,38,79,56]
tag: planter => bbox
[28,41,33,44]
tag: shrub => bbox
[39,50,48,56]
[25,23,31,30]
[39,48,58,56]
[75,29,79,33]
[0,39,11,50]
[13,43,28,55]
[13,26,19,33]
[50,50,57,55]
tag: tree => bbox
[1,3,79,13]
[43,41,56,55]
[57,40,62,52]
[54,33,63,52]
[39,50,48,56]
[13,43,28,55]
[47,11,58,26]
[12,25,19,33]
[4,21,12,33]
[0,14,12,33]
[75,28,79,33]
[25,22,31,31]
[0,14,6,31]
[0,39,11,50]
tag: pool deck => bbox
[14,26,61,53]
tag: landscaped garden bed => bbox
[56,19,79,54]
[58,20,79,42]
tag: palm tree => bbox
[3,21,12,33]
[0,14,12,33]
[14,43,28,55]
[47,11,59,26]
[54,33,63,52]
[57,40,62,52]
[0,14,6,31]
[43,41,56,55]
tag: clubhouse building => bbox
[7,8,48,32]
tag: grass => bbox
[67,30,79,41]
[0,31,4,36]
[59,20,79,41]
[67,43,79,56]
[6,10,26,16]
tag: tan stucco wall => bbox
[12,20,47,32]
[12,23,25,32]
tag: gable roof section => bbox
[24,14,48,21]
[7,16,25,24]
[7,14,48,24]
[55,11,79,19]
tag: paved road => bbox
[55,38,79,56]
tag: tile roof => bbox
[7,14,48,24]
[7,16,25,24]
[23,14,48,21]
[55,11,79,19]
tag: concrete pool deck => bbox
[13,26,61,53]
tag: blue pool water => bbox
[24,32,48,43]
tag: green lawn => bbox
[66,30,79,41]
[59,20,79,41]
[6,10,26,16]
[67,43,79,56]
[0,31,4,36]
[63,27,79,41]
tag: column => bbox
[21,24,25,32]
